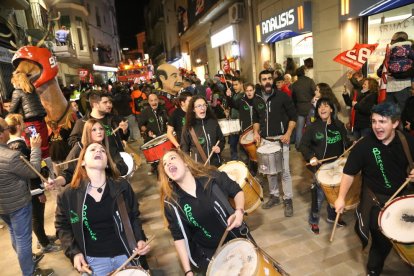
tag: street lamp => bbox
[231,41,240,59]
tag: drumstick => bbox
[214,216,236,256]
[19,156,48,183]
[204,140,221,166]
[384,178,411,207]
[305,156,338,166]
[81,264,92,275]
[111,235,155,275]
[338,137,363,158]
[111,121,127,135]
[329,212,341,242]
[55,158,79,167]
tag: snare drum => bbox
[140,134,174,163]
[207,238,282,276]
[120,152,136,179]
[219,161,263,214]
[316,158,361,210]
[218,119,241,136]
[379,195,414,266]
[256,143,282,175]
[111,266,150,275]
[239,126,257,162]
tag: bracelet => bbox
[184,269,193,275]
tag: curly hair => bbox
[184,95,216,129]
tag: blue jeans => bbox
[86,254,129,276]
[0,203,34,276]
[295,115,306,149]
[228,134,240,160]
[308,178,336,225]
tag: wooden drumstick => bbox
[339,137,363,158]
[305,156,338,166]
[214,216,236,256]
[111,121,127,135]
[19,156,48,183]
[329,212,341,242]
[111,235,155,275]
[204,140,221,166]
[81,264,92,275]
[56,158,79,167]
[384,178,411,207]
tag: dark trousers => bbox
[367,206,392,274]
[228,134,239,160]
[32,196,49,247]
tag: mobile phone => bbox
[28,125,37,137]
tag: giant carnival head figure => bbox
[156,63,183,95]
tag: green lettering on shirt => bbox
[258,103,265,110]
[149,118,155,123]
[103,124,112,136]
[181,117,186,126]
[70,210,79,224]
[183,204,211,238]
[83,204,97,241]
[326,129,342,144]
[372,147,392,188]
[198,137,205,145]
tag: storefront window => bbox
[274,32,313,70]
[367,3,414,77]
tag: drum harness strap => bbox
[189,128,208,163]
[396,130,414,177]
[212,184,290,276]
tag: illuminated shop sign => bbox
[259,2,312,43]
[340,0,414,20]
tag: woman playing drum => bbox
[54,142,150,275]
[299,97,351,234]
[50,119,128,187]
[181,96,225,167]
[159,149,245,275]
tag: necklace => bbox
[90,182,106,193]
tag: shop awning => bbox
[265,30,301,44]
[340,0,414,20]
[93,64,118,72]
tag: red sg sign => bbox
[333,43,378,71]
[78,69,89,78]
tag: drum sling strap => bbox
[189,128,208,163]
[396,130,414,175]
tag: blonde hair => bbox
[70,142,120,189]
[5,113,24,135]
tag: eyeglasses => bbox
[195,104,208,109]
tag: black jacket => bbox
[9,89,47,121]
[55,177,146,263]
[139,106,168,142]
[68,113,129,151]
[402,96,414,132]
[299,119,351,167]
[254,89,297,138]
[343,91,377,129]
[112,91,133,117]
[164,172,242,269]
[227,94,260,132]
[291,76,316,116]
[181,118,225,167]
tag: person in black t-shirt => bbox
[299,98,351,235]
[55,142,150,275]
[335,102,414,275]
[159,149,245,275]
[167,92,192,148]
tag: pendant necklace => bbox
[90,182,106,193]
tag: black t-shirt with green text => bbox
[324,123,344,158]
[168,108,186,142]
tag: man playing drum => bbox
[299,98,351,234]
[335,102,414,276]
[253,70,297,216]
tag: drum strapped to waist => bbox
[140,134,174,163]
[256,138,283,175]
[218,119,241,136]
[239,126,257,162]
[316,157,361,210]
[219,161,263,214]
[379,195,414,266]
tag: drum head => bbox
[114,266,149,275]
[240,129,254,144]
[218,161,248,186]
[120,152,134,176]
[316,164,344,186]
[208,239,257,276]
[257,143,281,154]
[141,134,168,149]
[380,195,414,243]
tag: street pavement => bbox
[0,139,413,276]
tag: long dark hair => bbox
[315,97,336,121]
[317,83,341,112]
[184,95,216,128]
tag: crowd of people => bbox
[0,31,413,276]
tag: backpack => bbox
[388,41,414,79]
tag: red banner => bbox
[78,69,88,80]
[333,43,378,71]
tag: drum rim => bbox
[378,194,414,243]
[218,161,248,184]
[206,238,260,275]
[113,265,149,275]
[257,143,281,153]
[140,134,169,150]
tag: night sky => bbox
[115,0,150,49]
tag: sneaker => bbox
[32,252,44,267]
[284,198,293,217]
[326,218,347,227]
[33,268,54,276]
[262,195,281,209]
[41,243,61,253]
[310,224,319,234]
[147,171,153,175]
